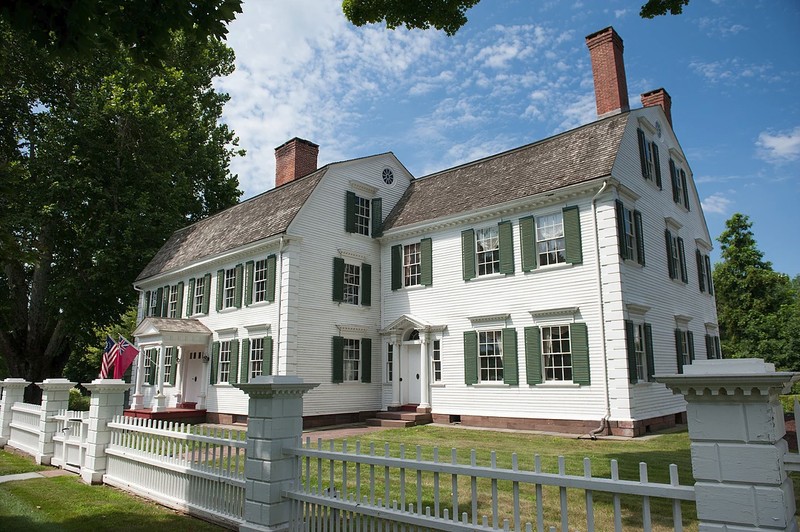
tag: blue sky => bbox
[216,0,800,276]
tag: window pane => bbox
[476,227,500,276]
[536,213,565,266]
[343,263,360,305]
[404,243,421,286]
[542,325,572,381]
[355,196,370,236]
[250,338,264,378]
[344,339,360,381]
[254,259,268,302]
[478,330,503,382]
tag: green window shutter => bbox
[637,128,649,178]
[265,337,274,375]
[244,261,254,305]
[625,320,638,384]
[652,143,662,189]
[144,291,151,316]
[168,348,177,386]
[162,285,170,316]
[680,170,690,210]
[571,323,590,385]
[463,331,478,385]
[332,336,344,384]
[461,229,476,281]
[524,327,543,385]
[633,210,645,266]
[519,216,536,272]
[216,269,224,311]
[391,245,402,290]
[714,336,721,359]
[644,323,655,382]
[371,197,383,237]
[229,340,239,384]
[687,331,695,363]
[677,238,688,283]
[420,238,433,286]
[154,288,163,317]
[665,230,676,279]
[705,255,714,295]
[332,257,345,302]
[705,334,713,359]
[148,350,158,385]
[234,264,244,308]
[502,328,518,385]
[202,273,211,314]
[345,191,356,233]
[240,338,250,384]
[185,279,195,316]
[176,282,184,318]
[498,221,514,274]
[361,338,372,383]
[615,200,627,259]
[267,255,277,302]
[669,159,680,203]
[210,342,220,384]
[563,206,583,265]
[696,249,706,292]
[675,329,684,374]
[361,263,372,306]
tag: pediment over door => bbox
[133,317,212,347]
[380,314,447,336]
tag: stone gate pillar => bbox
[37,378,76,465]
[659,359,798,532]
[0,378,30,446]
[81,378,131,484]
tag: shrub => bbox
[69,388,90,411]
[780,394,799,414]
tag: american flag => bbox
[100,336,118,378]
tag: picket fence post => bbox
[0,378,30,446]
[37,378,76,465]
[81,378,131,484]
[659,358,798,531]
[235,375,318,532]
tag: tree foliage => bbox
[713,213,800,370]
[342,0,692,34]
[64,306,138,385]
[0,23,242,394]
[0,0,242,65]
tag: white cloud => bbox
[756,126,800,164]
[695,17,747,37]
[701,193,733,214]
[614,9,628,19]
[689,58,776,85]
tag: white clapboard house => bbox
[131,27,720,436]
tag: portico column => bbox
[151,345,167,412]
[390,336,401,408]
[418,333,431,413]
[131,346,146,410]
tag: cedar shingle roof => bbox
[383,112,630,231]
[136,168,327,281]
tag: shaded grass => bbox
[0,449,49,476]
[0,475,226,531]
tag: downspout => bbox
[275,236,286,373]
[587,180,611,439]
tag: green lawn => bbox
[0,450,225,531]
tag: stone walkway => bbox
[0,468,74,484]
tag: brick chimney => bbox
[275,137,319,187]
[641,88,672,127]
[585,27,630,118]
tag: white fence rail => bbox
[52,409,89,473]
[285,439,695,532]
[104,416,247,528]
[8,402,41,456]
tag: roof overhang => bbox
[133,317,212,347]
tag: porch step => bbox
[365,410,433,428]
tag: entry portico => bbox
[131,318,212,412]
[380,314,446,414]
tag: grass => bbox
[304,426,696,531]
[0,449,49,476]
[0,450,226,531]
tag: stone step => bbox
[365,418,415,428]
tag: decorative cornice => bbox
[625,303,651,315]
[83,379,132,394]
[668,147,686,164]
[657,373,798,402]
[234,376,319,398]
[664,216,682,230]
[244,323,271,332]
[36,379,77,391]
[637,116,657,135]
[349,179,378,196]
[336,324,369,335]
[337,249,368,262]
[468,313,510,325]
[529,307,579,319]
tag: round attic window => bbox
[382,167,394,185]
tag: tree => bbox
[342,0,692,34]
[0,24,242,399]
[0,0,242,65]
[713,213,800,370]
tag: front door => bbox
[401,344,421,405]
[182,349,205,404]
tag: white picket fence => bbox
[284,438,695,532]
[103,416,247,528]
[8,402,41,456]
[52,409,89,473]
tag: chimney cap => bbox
[585,26,623,48]
[275,137,319,151]
[641,87,671,99]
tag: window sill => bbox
[470,383,510,388]
[431,383,445,388]
[218,307,238,314]
[531,382,581,389]
[401,283,428,292]
[188,312,208,318]
[622,259,644,268]
[334,381,365,386]
[247,300,272,309]
[467,272,509,283]
[531,262,573,273]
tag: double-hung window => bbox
[675,328,694,373]
[343,338,360,382]
[163,347,173,384]
[223,269,236,308]
[665,229,688,283]
[253,259,269,303]
[637,128,662,188]
[250,338,264,379]
[524,322,589,385]
[354,196,370,235]
[143,349,154,384]
[432,340,442,382]
[669,159,690,210]
[148,292,159,317]
[332,336,372,384]
[696,250,714,295]
[332,257,371,306]
[625,321,655,383]
[343,264,360,305]
[391,238,432,290]
[542,325,572,382]
[705,334,722,360]
[536,213,565,266]
[386,344,393,383]
[404,243,421,286]
[476,227,500,276]
[615,201,645,265]
[193,277,205,315]
[478,330,503,382]
[168,286,178,318]
[218,340,232,383]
